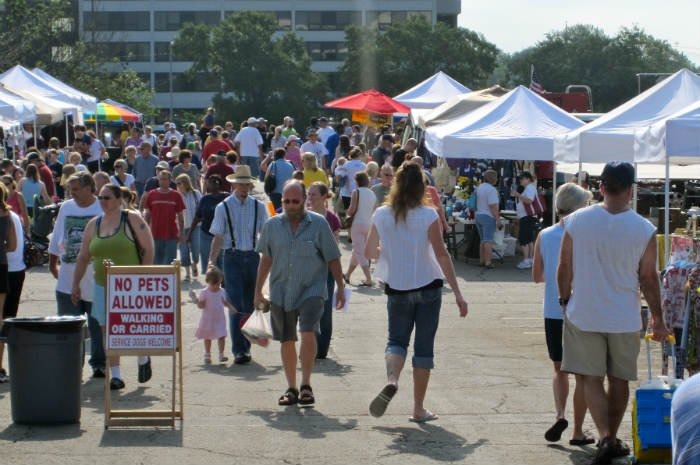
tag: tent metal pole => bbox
[65,113,69,148]
[664,157,670,265]
[633,163,638,212]
[552,163,557,224]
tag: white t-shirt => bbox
[234,127,263,158]
[110,174,135,189]
[88,139,105,163]
[516,183,537,219]
[475,182,499,217]
[352,187,376,226]
[300,141,329,168]
[371,205,443,290]
[7,212,25,272]
[335,159,366,197]
[316,126,335,144]
[47,198,103,298]
[564,204,656,332]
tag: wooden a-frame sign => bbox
[103,261,184,428]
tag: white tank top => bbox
[371,205,444,290]
[352,187,376,226]
[564,204,656,332]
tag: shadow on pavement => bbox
[0,423,85,441]
[100,427,183,447]
[374,423,487,462]
[314,358,353,377]
[247,409,357,439]
[547,443,598,465]
[81,383,162,414]
[194,361,282,381]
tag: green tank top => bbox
[89,211,140,285]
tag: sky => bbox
[458,0,700,65]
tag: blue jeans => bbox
[316,272,335,358]
[178,226,200,268]
[56,291,105,370]
[386,287,442,369]
[199,229,223,272]
[242,156,260,177]
[223,249,259,356]
[154,239,178,265]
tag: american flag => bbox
[529,65,545,94]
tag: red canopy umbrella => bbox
[325,89,410,114]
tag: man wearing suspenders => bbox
[208,166,268,364]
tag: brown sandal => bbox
[278,387,299,406]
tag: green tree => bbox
[173,11,327,125]
[0,0,155,118]
[340,16,499,96]
[506,25,697,111]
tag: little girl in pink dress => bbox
[190,267,237,364]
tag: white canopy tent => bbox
[557,162,700,179]
[0,65,82,125]
[32,67,97,113]
[424,85,584,160]
[553,68,700,163]
[413,85,509,128]
[394,71,471,110]
[667,104,700,157]
[0,87,35,123]
[633,100,700,164]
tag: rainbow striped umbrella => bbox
[84,100,141,122]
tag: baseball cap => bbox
[156,161,170,170]
[247,117,257,125]
[26,152,41,162]
[600,161,635,192]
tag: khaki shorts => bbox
[561,317,640,381]
[270,297,324,342]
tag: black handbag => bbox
[264,162,277,195]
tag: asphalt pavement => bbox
[0,232,655,465]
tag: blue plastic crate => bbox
[634,388,674,449]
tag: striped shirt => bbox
[672,373,700,465]
[256,211,341,310]
[209,193,268,251]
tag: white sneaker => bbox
[516,259,532,269]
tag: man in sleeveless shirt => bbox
[557,161,671,465]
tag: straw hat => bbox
[226,165,256,184]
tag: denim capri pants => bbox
[475,213,496,244]
[385,287,442,369]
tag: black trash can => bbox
[3,316,86,424]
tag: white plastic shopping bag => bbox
[331,287,352,313]
[241,310,272,347]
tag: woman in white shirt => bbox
[474,170,502,269]
[343,171,376,286]
[110,159,136,192]
[365,163,468,423]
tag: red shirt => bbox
[204,163,234,192]
[201,139,232,164]
[143,189,185,240]
[38,163,55,197]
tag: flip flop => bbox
[358,281,373,287]
[545,418,568,442]
[569,436,596,446]
[369,383,397,417]
[409,410,439,423]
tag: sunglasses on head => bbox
[283,199,301,205]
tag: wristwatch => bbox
[558,296,570,306]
